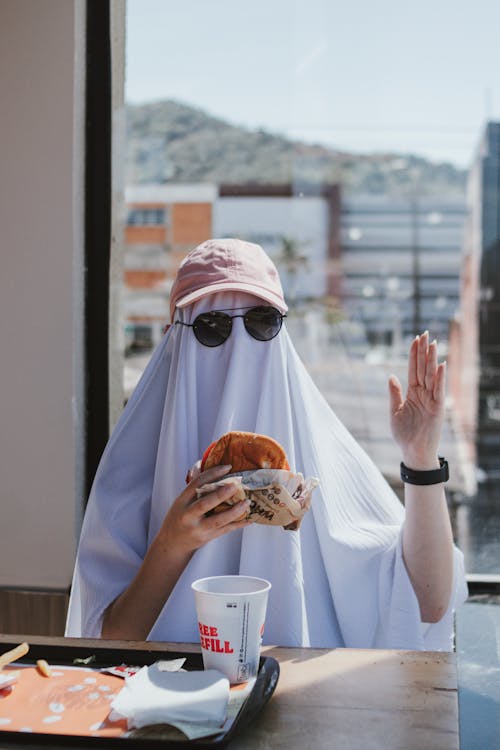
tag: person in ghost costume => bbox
[66,238,467,649]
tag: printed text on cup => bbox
[198,622,234,653]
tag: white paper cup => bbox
[191,575,271,684]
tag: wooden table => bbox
[0,636,458,749]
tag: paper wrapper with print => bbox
[197,469,319,530]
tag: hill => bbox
[125,99,467,197]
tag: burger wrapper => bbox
[196,469,320,531]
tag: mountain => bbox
[125,99,467,197]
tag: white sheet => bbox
[66,291,467,649]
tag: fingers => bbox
[203,500,251,532]
[179,464,231,502]
[193,480,243,517]
[210,516,253,539]
[424,339,438,391]
[416,331,429,386]
[164,464,251,555]
[388,375,403,414]
[408,333,430,387]
[408,336,419,387]
[193,482,251,541]
[165,478,250,553]
[192,464,233,489]
[409,333,446,403]
[433,361,446,403]
[186,459,202,484]
[193,477,251,532]
[178,464,233,505]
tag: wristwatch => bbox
[400,456,449,485]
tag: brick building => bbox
[123,182,342,350]
[124,184,216,350]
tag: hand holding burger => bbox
[193,431,319,529]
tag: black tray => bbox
[0,641,280,749]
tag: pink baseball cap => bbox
[169,238,288,321]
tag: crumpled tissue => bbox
[110,664,230,736]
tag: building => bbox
[123,184,466,358]
[449,122,500,492]
[123,183,342,351]
[124,184,216,350]
[214,183,341,302]
[341,195,467,350]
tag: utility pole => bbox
[410,194,421,336]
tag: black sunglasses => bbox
[175,306,286,347]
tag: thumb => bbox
[388,374,404,414]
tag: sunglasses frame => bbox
[174,305,286,347]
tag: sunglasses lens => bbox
[193,312,232,347]
[244,306,283,341]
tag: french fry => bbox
[36,659,52,677]
[0,642,29,670]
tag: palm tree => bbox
[275,236,308,305]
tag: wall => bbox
[0,0,86,624]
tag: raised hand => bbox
[388,332,446,469]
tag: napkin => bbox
[110,664,229,735]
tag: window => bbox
[119,0,500,583]
[126,207,167,225]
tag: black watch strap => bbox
[400,456,449,485]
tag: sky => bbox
[125,0,500,168]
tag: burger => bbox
[201,430,290,473]
[194,430,318,529]
[199,431,289,517]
